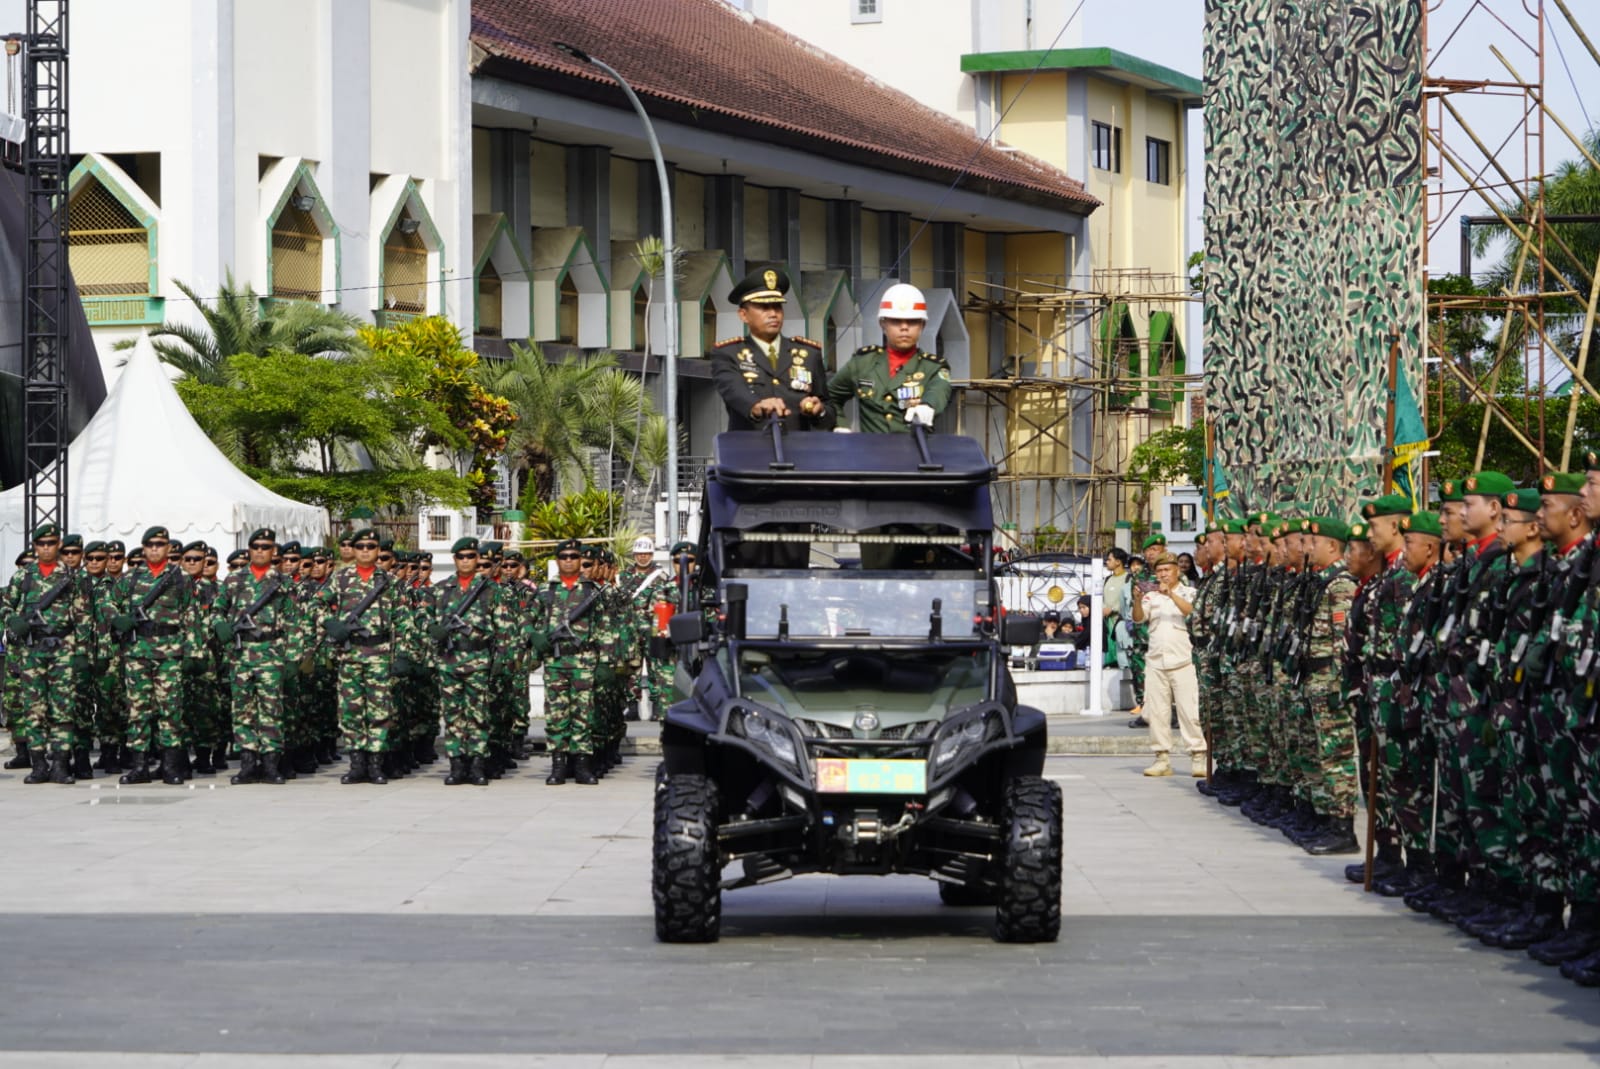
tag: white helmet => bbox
[630,536,656,554]
[878,282,928,322]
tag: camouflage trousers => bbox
[1283,674,1321,805]
[229,653,287,755]
[333,655,396,754]
[638,655,675,719]
[1235,661,1272,781]
[1211,655,1247,771]
[183,661,228,750]
[488,668,518,750]
[1373,678,1425,858]
[543,664,595,755]
[1572,715,1600,905]
[1301,672,1357,819]
[1416,673,1467,864]
[1487,691,1560,892]
[508,660,532,743]
[8,646,77,752]
[124,656,186,752]
[1128,625,1148,706]
[437,663,491,758]
[94,656,126,746]
[1445,672,1518,881]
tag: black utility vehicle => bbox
[653,427,1061,943]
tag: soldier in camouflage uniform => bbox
[622,537,671,720]
[1340,520,1393,881]
[180,540,227,775]
[1190,523,1228,793]
[1209,520,1260,806]
[110,525,201,786]
[2,523,93,784]
[210,528,302,785]
[94,540,129,769]
[309,527,416,785]
[423,536,519,786]
[501,550,538,756]
[538,538,612,785]
[57,533,99,778]
[1292,517,1360,854]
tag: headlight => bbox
[931,712,998,773]
[739,707,799,769]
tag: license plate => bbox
[815,758,927,794]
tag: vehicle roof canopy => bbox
[706,430,994,534]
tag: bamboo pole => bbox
[1436,340,1557,470]
[1552,0,1600,71]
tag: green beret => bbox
[580,544,603,560]
[61,532,82,549]
[554,538,582,554]
[127,547,144,561]
[31,522,59,542]
[1222,520,1246,535]
[451,536,479,553]
[378,539,394,552]
[1141,534,1167,551]
[1307,517,1349,542]
[1347,521,1371,542]
[140,525,169,544]
[15,550,32,566]
[310,547,331,561]
[279,541,302,556]
[248,527,276,544]
[226,549,247,565]
[337,532,354,545]
[1503,488,1541,513]
[1203,521,1225,536]
[84,540,107,554]
[1464,471,1514,498]
[1438,479,1464,503]
[106,540,125,553]
[503,550,525,563]
[669,541,696,555]
[1540,472,1584,496]
[1400,511,1442,538]
[1360,495,1411,519]
[350,528,378,543]
[182,540,207,554]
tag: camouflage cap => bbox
[1400,511,1442,538]
[1540,472,1584,496]
[31,522,59,542]
[1503,488,1542,514]
[1464,471,1515,498]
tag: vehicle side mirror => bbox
[1001,613,1042,648]
[669,612,705,646]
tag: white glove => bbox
[907,404,935,427]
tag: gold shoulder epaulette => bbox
[856,344,884,355]
[713,337,745,348]
[792,336,822,348]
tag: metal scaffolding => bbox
[1423,0,1600,477]
[960,268,1201,553]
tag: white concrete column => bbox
[185,0,233,327]
[324,0,372,312]
[440,0,475,333]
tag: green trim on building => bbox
[67,156,162,303]
[80,295,165,327]
[377,178,446,318]
[960,47,1202,103]
[1099,301,1141,407]
[1146,310,1187,413]
[263,161,342,304]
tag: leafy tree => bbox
[1126,424,1206,525]
[120,273,362,386]
[359,317,517,511]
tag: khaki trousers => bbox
[1145,660,1206,756]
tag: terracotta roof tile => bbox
[470,0,1097,213]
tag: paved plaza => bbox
[2,745,1599,1067]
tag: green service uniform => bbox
[826,345,953,433]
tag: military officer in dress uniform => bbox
[708,267,835,433]
[828,283,954,433]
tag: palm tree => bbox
[116,272,362,384]
[475,343,664,505]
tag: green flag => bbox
[1391,369,1428,508]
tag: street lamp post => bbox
[554,42,680,539]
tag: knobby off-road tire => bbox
[652,773,722,943]
[938,878,997,907]
[993,775,1063,943]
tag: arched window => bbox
[478,260,503,338]
[68,177,150,297]
[557,274,579,344]
[270,201,323,301]
[632,285,650,351]
[382,214,429,315]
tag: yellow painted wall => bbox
[611,157,639,241]
[799,196,826,271]
[529,140,566,229]
[998,72,1068,170]
[908,226,933,289]
[744,185,770,261]
[964,227,990,376]
[675,172,706,251]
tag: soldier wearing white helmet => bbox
[827,282,953,433]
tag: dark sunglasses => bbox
[579,560,594,567]
[453,551,478,559]
[144,539,169,548]
[378,554,395,562]
[35,538,60,547]
[284,556,302,563]
[108,553,125,560]
[249,542,275,551]
[182,554,205,563]
[86,554,108,562]
[352,541,379,550]
[556,553,580,560]
[61,546,82,554]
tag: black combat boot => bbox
[1490,891,1565,949]
[414,736,437,765]
[191,747,215,776]
[367,751,388,785]
[1561,943,1600,985]
[96,741,120,772]
[175,748,194,781]
[1305,815,1360,856]
[499,744,517,771]
[211,743,229,772]
[340,751,368,785]
[161,747,186,786]
[1347,843,1403,885]
[546,752,569,786]
[573,753,598,786]
[485,746,505,780]
[291,746,317,776]
[230,751,260,785]
[4,742,31,770]
[259,751,287,785]
[24,750,50,784]
[468,755,490,787]
[443,756,468,786]
[73,747,94,780]
[49,751,75,785]
[119,751,151,784]
[1530,903,1600,965]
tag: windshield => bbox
[737,645,992,719]
[739,574,983,638]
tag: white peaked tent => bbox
[0,335,328,578]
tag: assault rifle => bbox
[437,576,490,653]
[231,574,284,648]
